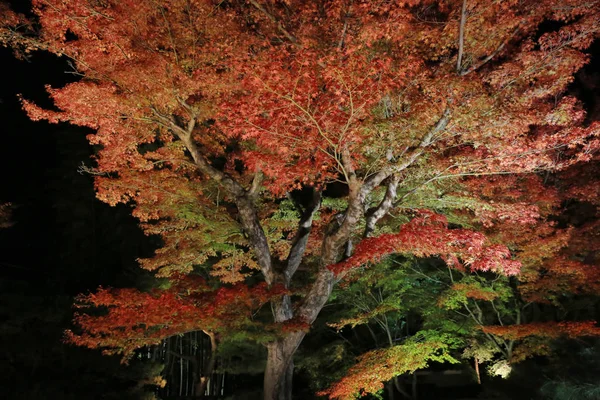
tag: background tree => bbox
[2,1,600,399]
[316,171,600,399]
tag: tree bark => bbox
[387,381,396,400]
[264,333,304,400]
[196,331,217,398]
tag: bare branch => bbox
[257,80,349,178]
[150,106,193,139]
[337,1,353,51]
[490,300,504,326]
[249,168,264,199]
[460,24,521,76]
[364,174,400,237]
[463,302,509,357]
[420,107,452,147]
[456,0,468,73]
[153,107,274,284]
[340,145,357,185]
[338,19,349,51]
[248,0,299,45]
[284,189,322,283]
[361,107,451,200]
[394,171,445,207]
[156,1,180,65]
[297,267,336,323]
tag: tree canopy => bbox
[2,0,600,399]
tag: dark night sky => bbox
[0,49,78,280]
[0,43,159,400]
[0,8,171,400]
[0,46,156,291]
[0,3,150,290]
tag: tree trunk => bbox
[393,376,412,400]
[264,333,304,400]
[196,331,217,398]
[387,381,396,400]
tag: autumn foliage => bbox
[2,0,600,399]
[319,339,457,400]
[482,321,600,342]
[331,210,520,275]
[65,276,286,358]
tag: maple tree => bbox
[2,0,600,399]
[318,257,463,399]
[322,335,458,400]
[65,274,284,395]
[429,174,600,386]
[312,171,600,399]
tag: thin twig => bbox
[248,0,299,45]
[460,23,521,76]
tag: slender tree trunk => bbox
[179,336,184,397]
[474,357,481,385]
[264,333,305,400]
[196,331,218,397]
[393,376,412,400]
[387,381,396,400]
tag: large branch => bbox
[297,182,364,322]
[361,107,451,200]
[337,1,353,51]
[153,108,275,285]
[184,140,273,284]
[340,145,358,185]
[297,267,336,323]
[364,174,400,237]
[296,108,451,321]
[284,189,322,284]
[296,108,453,321]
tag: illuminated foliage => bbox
[2,0,600,398]
[320,337,458,400]
[331,210,520,276]
[65,276,286,359]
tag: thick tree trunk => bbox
[261,178,364,399]
[264,333,304,400]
